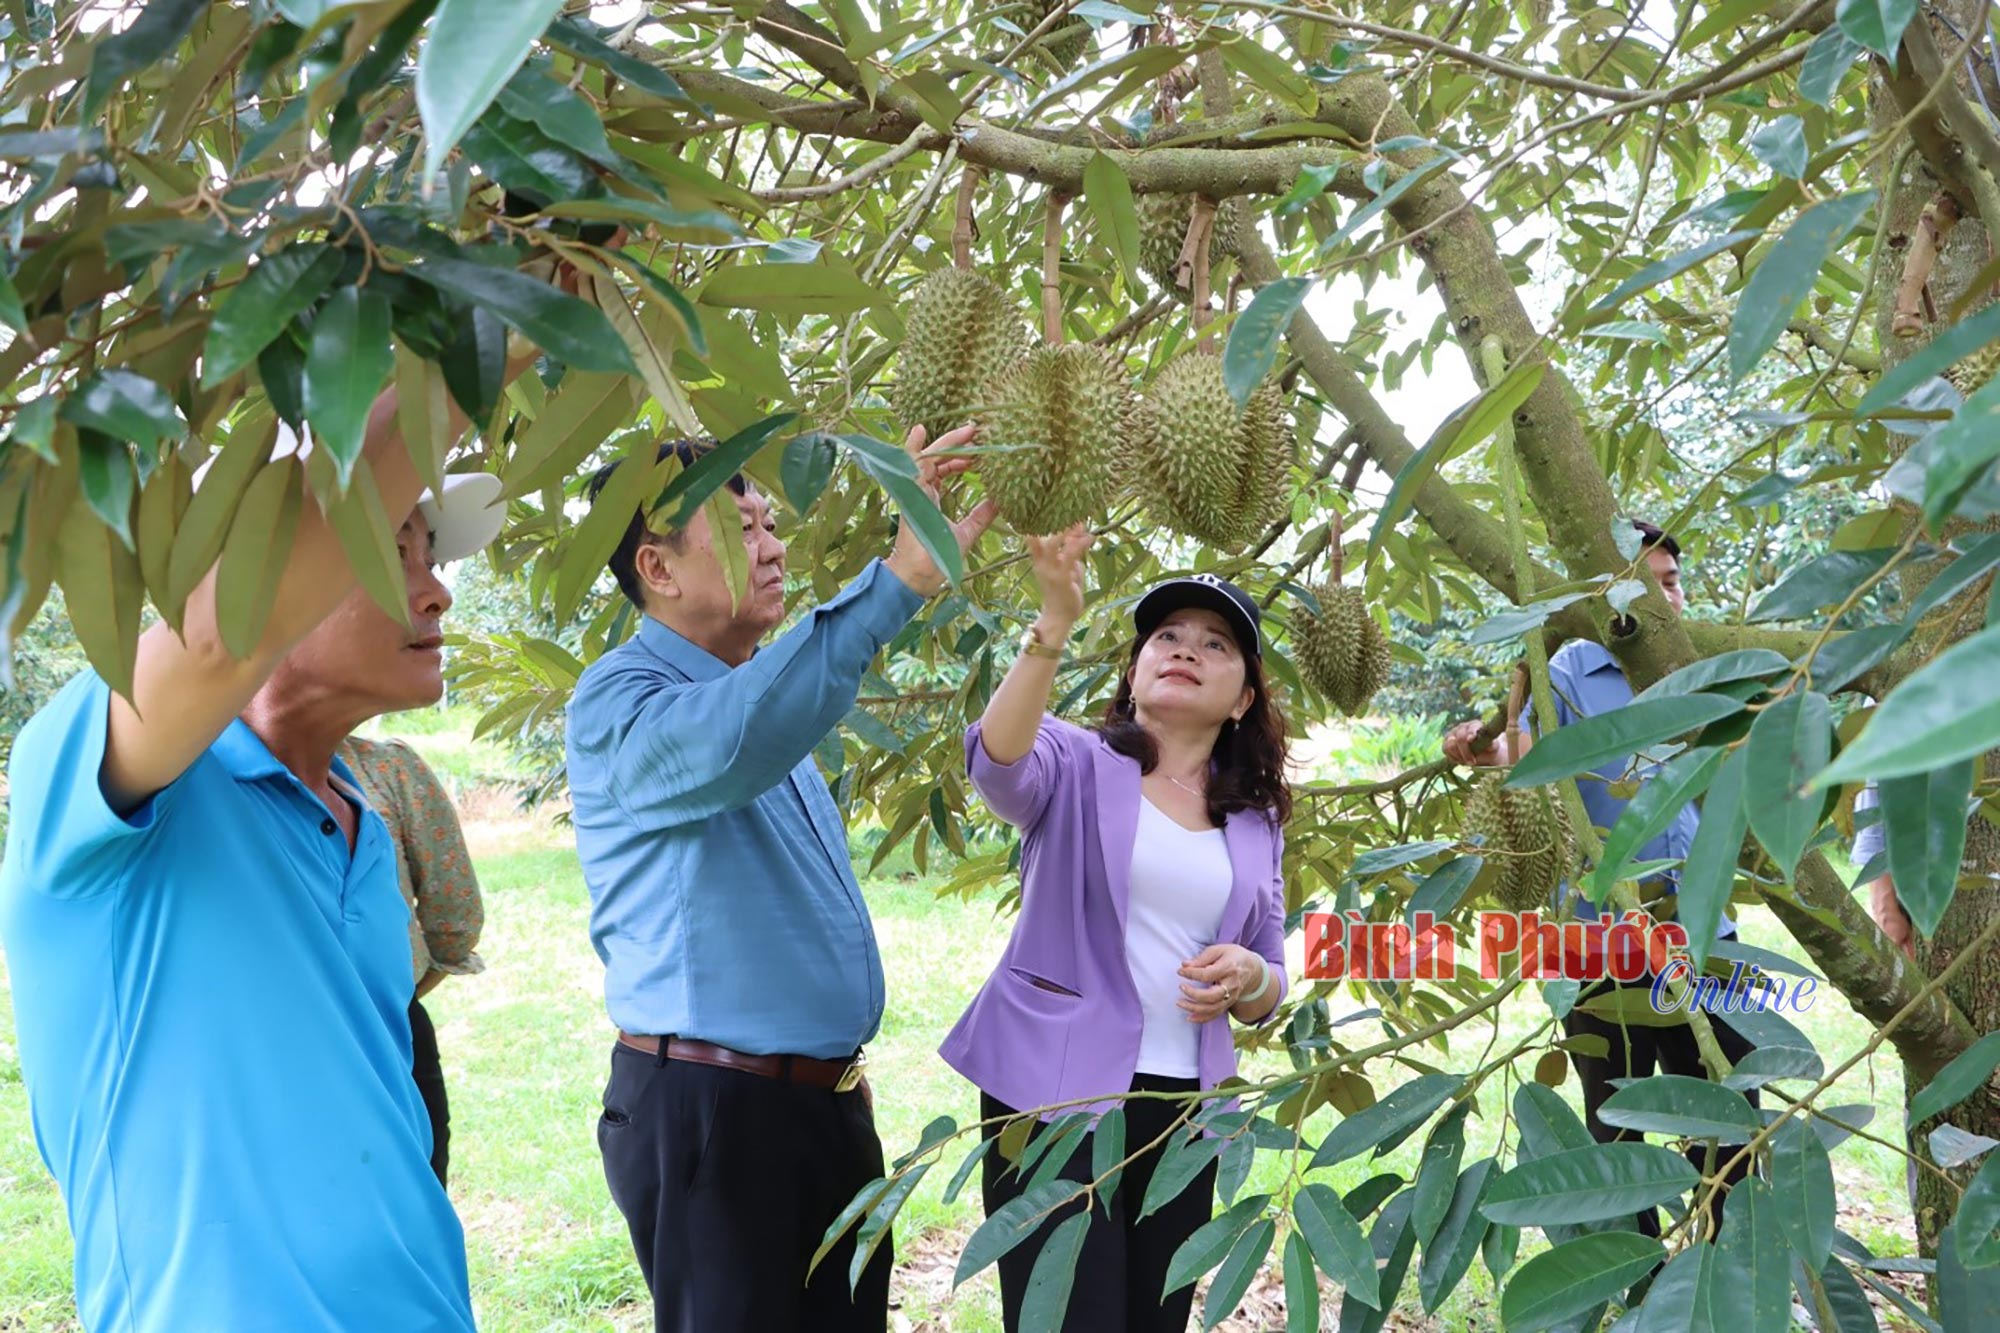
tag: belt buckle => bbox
[835,1050,868,1094]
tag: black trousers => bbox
[598,1043,891,1333]
[981,1074,1217,1333]
[1562,978,1758,1239]
[408,998,450,1186]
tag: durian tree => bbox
[14,0,2000,1326]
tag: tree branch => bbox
[1901,13,2000,255]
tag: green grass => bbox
[0,805,1923,1332]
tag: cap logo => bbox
[1190,573,1226,588]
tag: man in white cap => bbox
[0,370,513,1331]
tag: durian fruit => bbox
[978,344,1132,535]
[1946,341,2000,397]
[1129,354,1293,551]
[1035,0,1089,67]
[891,270,1031,443]
[1294,582,1391,716]
[1465,775,1576,913]
[1137,194,1242,296]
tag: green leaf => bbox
[460,112,597,205]
[1283,1232,1320,1333]
[942,1138,991,1206]
[304,287,394,491]
[1163,1194,1269,1297]
[698,263,887,316]
[1466,592,1592,646]
[1409,1104,1469,1249]
[1799,27,1865,106]
[1481,1143,1700,1226]
[0,127,106,161]
[1406,855,1483,926]
[1938,1219,2000,1323]
[56,503,146,701]
[501,372,633,499]
[216,460,304,660]
[495,66,622,172]
[1505,693,1746,789]
[1482,1223,1520,1282]
[834,433,965,589]
[1500,1232,1663,1333]
[1815,622,2000,785]
[1202,1217,1275,1330]
[416,0,567,179]
[653,412,796,528]
[1744,690,1831,880]
[8,396,58,463]
[1339,1197,1417,1333]
[1908,1031,2000,1127]
[546,16,692,106]
[417,256,637,374]
[1367,362,1545,569]
[1881,757,1975,938]
[1090,1108,1126,1214]
[1718,1178,1791,1333]
[1589,230,1760,313]
[1514,1083,1594,1162]
[1274,162,1341,216]
[82,0,209,118]
[1317,154,1457,256]
[1223,277,1314,409]
[1309,1074,1460,1171]
[1801,623,1907,694]
[1677,745,1751,967]
[1018,1211,1090,1333]
[1139,1130,1224,1220]
[1836,0,1917,56]
[1955,1153,2000,1268]
[1749,547,1896,621]
[780,430,837,515]
[539,196,742,242]
[954,1180,1085,1286]
[0,265,26,334]
[850,1160,929,1295]
[810,1176,892,1278]
[1586,320,1671,344]
[76,432,136,550]
[440,305,507,425]
[1728,191,1876,383]
[324,458,413,630]
[1904,533,2000,625]
[1720,1043,1825,1091]
[1597,1076,1762,1142]
[1856,300,2000,416]
[60,369,186,451]
[1771,1119,1836,1271]
[1418,1158,1493,1313]
[552,436,666,623]
[1292,1182,1380,1309]
[202,245,343,387]
[1748,115,1808,179]
[1920,373,2000,532]
[1589,746,1726,897]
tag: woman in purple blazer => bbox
[940,526,1292,1333]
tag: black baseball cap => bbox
[1132,574,1263,658]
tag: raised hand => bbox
[884,422,999,598]
[1024,524,1093,629]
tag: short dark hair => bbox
[1633,520,1681,562]
[585,438,746,609]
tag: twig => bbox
[750,125,930,203]
[952,165,982,270]
[1893,192,1960,338]
[1041,190,1067,344]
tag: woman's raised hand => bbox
[1025,523,1093,629]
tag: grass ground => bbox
[0,717,1925,1331]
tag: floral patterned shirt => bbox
[337,736,485,987]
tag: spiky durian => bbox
[1137,194,1242,297]
[978,344,1132,535]
[1035,0,1089,67]
[1465,775,1576,913]
[891,270,1031,443]
[1946,341,2000,398]
[1294,582,1391,717]
[1130,355,1292,552]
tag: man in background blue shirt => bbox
[1443,520,1755,1239]
[0,379,519,1329]
[565,425,993,1332]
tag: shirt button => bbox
[321,817,338,835]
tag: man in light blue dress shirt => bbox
[1444,521,1755,1239]
[565,426,992,1332]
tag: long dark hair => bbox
[1098,631,1293,827]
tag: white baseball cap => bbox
[200,420,505,562]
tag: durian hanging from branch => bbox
[1293,509,1391,718]
[1127,208,1294,553]
[1464,666,1575,913]
[1138,192,1240,301]
[977,188,1131,536]
[890,169,1028,445]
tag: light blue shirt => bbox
[1852,782,1885,871]
[0,674,474,1333]
[565,559,924,1058]
[1524,639,1732,937]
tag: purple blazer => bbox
[939,715,1291,1117]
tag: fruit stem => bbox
[1330,505,1345,585]
[1185,196,1218,353]
[1042,190,1068,344]
[953,166,983,271]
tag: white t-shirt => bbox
[1127,796,1234,1078]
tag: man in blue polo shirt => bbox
[565,426,992,1332]
[0,369,521,1326]
[1444,520,1753,1238]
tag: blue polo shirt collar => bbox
[1567,640,1622,676]
[211,718,290,781]
[638,613,730,683]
